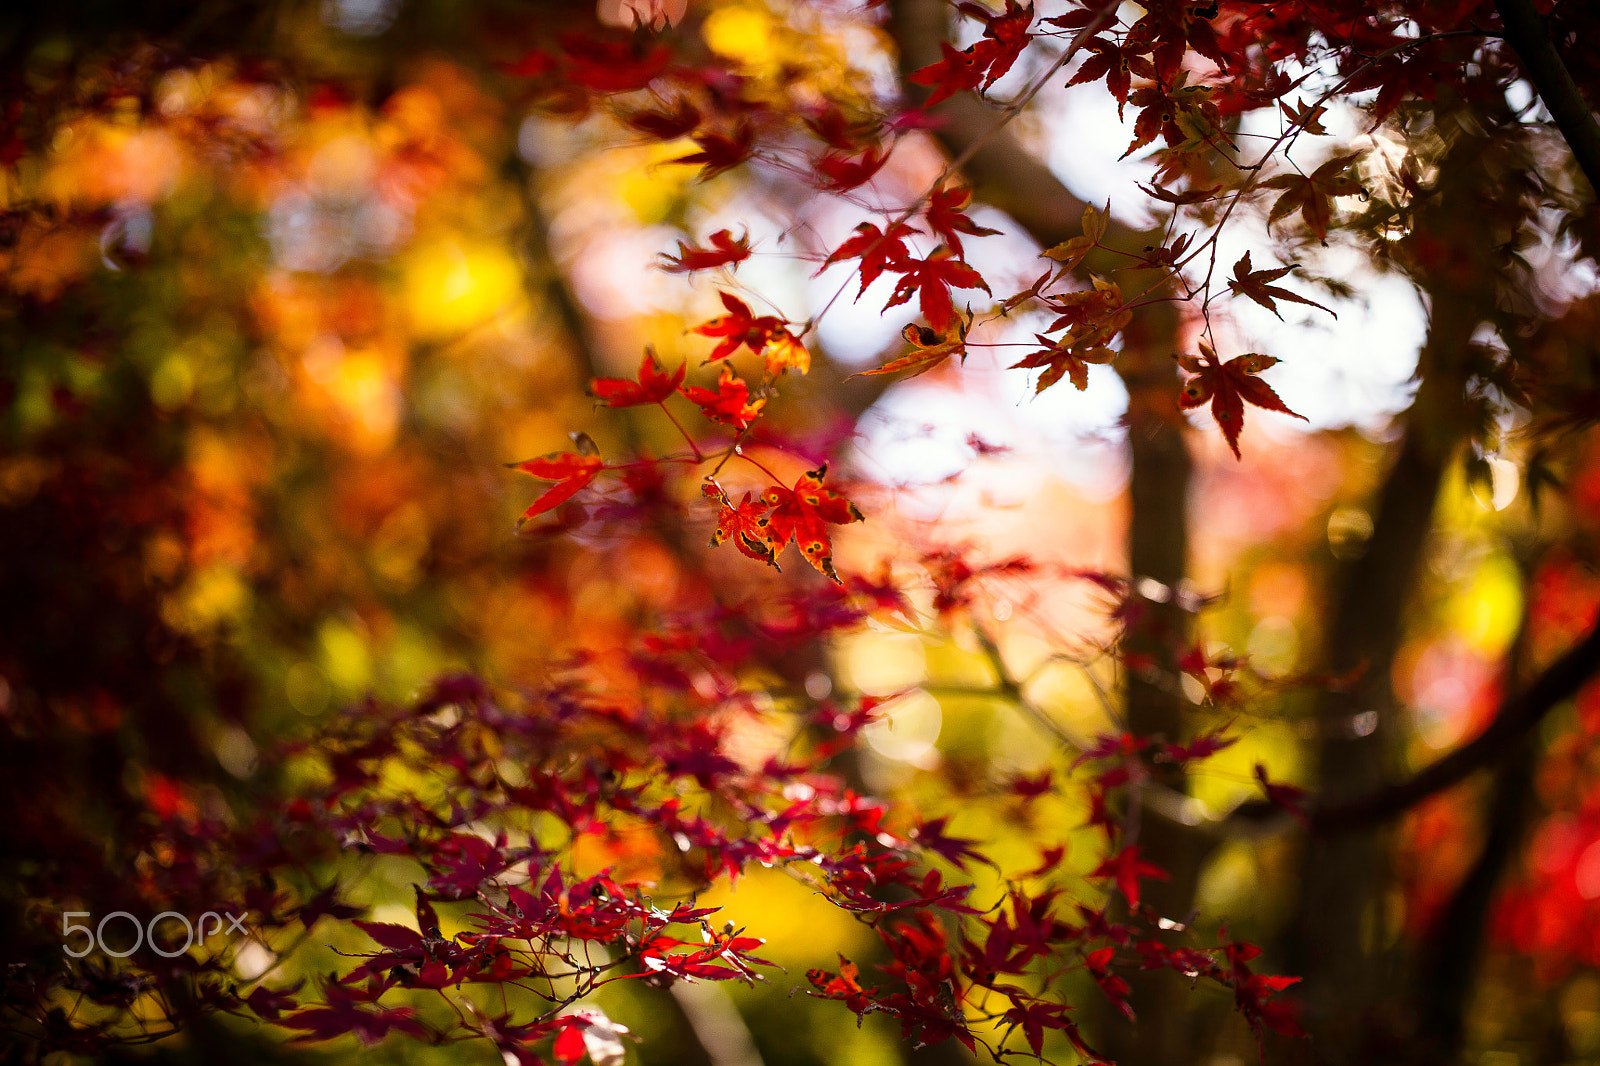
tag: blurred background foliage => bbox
[6,1,1600,1065]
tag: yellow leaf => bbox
[762,329,810,376]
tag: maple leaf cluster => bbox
[1010,276,1129,393]
[508,340,867,579]
[822,185,997,336]
[11,518,1303,1065]
[703,465,864,581]
[28,0,1572,1057]
[494,0,1385,585]
[262,626,1266,1062]
[909,1,1037,107]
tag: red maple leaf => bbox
[1138,180,1223,207]
[1254,763,1309,825]
[508,449,604,526]
[352,919,425,954]
[1011,331,1115,391]
[590,349,685,407]
[1007,770,1054,801]
[1024,843,1067,878]
[245,982,302,1022]
[1161,727,1237,764]
[1227,251,1333,319]
[908,42,985,107]
[805,105,870,152]
[296,883,364,928]
[693,291,786,361]
[659,229,752,274]
[282,981,428,1046]
[962,0,1036,84]
[552,1019,587,1066]
[558,34,672,94]
[913,816,993,871]
[682,365,766,429]
[1123,80,1183,158]
[924,185,1001,257]
[909,1,1034,103]
[622,98,701,141]
[1088,845,1169,911]
[1071,732,1150,770]
[1225,935,1306,1039]
[1177,344,1306,458]
[816,146,889,191]
[760,464,864,581]
[1260,153,1363,240]
[1037,276,1129,341]
[1121,70,1233,160]
[1084,946,1133,1020]
[672,124,755,180]
[885,248,989,333]
[822,220,916,295]
[1003,998,1083,1058]
[1065,35,1147,112]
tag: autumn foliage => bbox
[6,1,1600,1066]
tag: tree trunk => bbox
[1284,126,1492,1063]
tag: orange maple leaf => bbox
[859,322,968,380]
[701,480,778,568]
[1011,332,1114,392]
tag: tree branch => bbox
[1223,615,1600,835]
[1310,614,1600,832]
[1495,0,1600,194]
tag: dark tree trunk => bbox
[1283,125,1494,1063]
